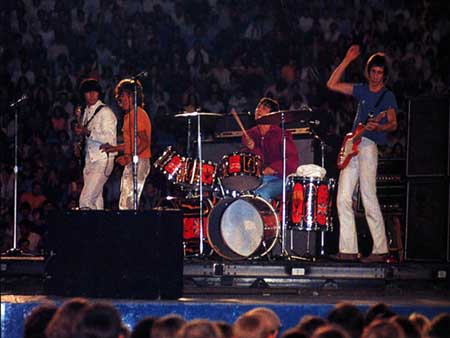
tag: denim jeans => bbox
[336,137,388,254]
[254,175,283,201]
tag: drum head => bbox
[221,199,264,257]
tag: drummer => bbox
[241,97,299,201]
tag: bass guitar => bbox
[337,112,386,170]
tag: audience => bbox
[20,299,450,338]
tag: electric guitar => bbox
[73,105,86,166]
[337,111,386,170]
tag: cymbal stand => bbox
[280,111,288,256]
[186,117,192,157]
[309,127,326,168]
[196,110,205,256]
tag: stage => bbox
[2,254,450,338]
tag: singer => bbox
[75,78,117,210]
[100,78,152,210]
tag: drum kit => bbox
[154,109,335,261]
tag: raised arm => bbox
[327,45,360,96]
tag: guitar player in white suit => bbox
[75,78,117,210]
[326,45,398,263]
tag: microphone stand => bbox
[3,101,23,256]
[130,72,147,210]
[132,81,139,210]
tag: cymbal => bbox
[256,108,312,125]
[174,111,223,118]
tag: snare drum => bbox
[287,176,335,231]
[220,152,262,192]
[207,195,279,260]
[153,146,185,181]
[176,158,218,189]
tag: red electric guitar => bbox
[337,111,386,170]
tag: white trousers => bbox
[119,159,150,210]
[336,137,388,254]
[79,158,114,210]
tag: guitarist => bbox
[75,78,117,210]
[326,46,398,263]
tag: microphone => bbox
[10,94,28,108]
[133,71,148,79]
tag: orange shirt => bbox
[122,106,152,159]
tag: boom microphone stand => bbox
[3,95,28,256]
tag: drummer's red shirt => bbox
[241,125,299,178]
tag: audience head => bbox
[45,297,91,338]
[23,302,58,338]
[233,313,274,338]
[327,303,364,338]
[151,314,186,338]
[427,313,450,338]
[310,324,351,338]
[361,318,405,338]
[280,328,307,338]
[130,316,156,338]
[246,307,282,336]
[389,316,421,338]
[177,319,223,338]
[296,315,327,337]
[215,321,233,338]
[408,312,430,337]
[73,302,124,338]
[365,303,396,325]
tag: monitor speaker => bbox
[45,210,183,299]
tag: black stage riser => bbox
[45,210,183,299]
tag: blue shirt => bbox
[352,84,398,145]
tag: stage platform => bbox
[2,255,450,338]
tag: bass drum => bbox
[207,195,279,260]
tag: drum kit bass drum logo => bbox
[154,146,335,261]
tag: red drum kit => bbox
[154,109,336,261]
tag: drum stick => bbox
[231,109,251,140]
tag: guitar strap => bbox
[83,104,106,130]
[368,88,389,116]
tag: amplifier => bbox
[357,184,406,213]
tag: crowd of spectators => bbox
[1,0,449,253]
[21,299,450,338]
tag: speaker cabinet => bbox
[405,179,449,261]
[45,210,183,299]
[407,98,449,177]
